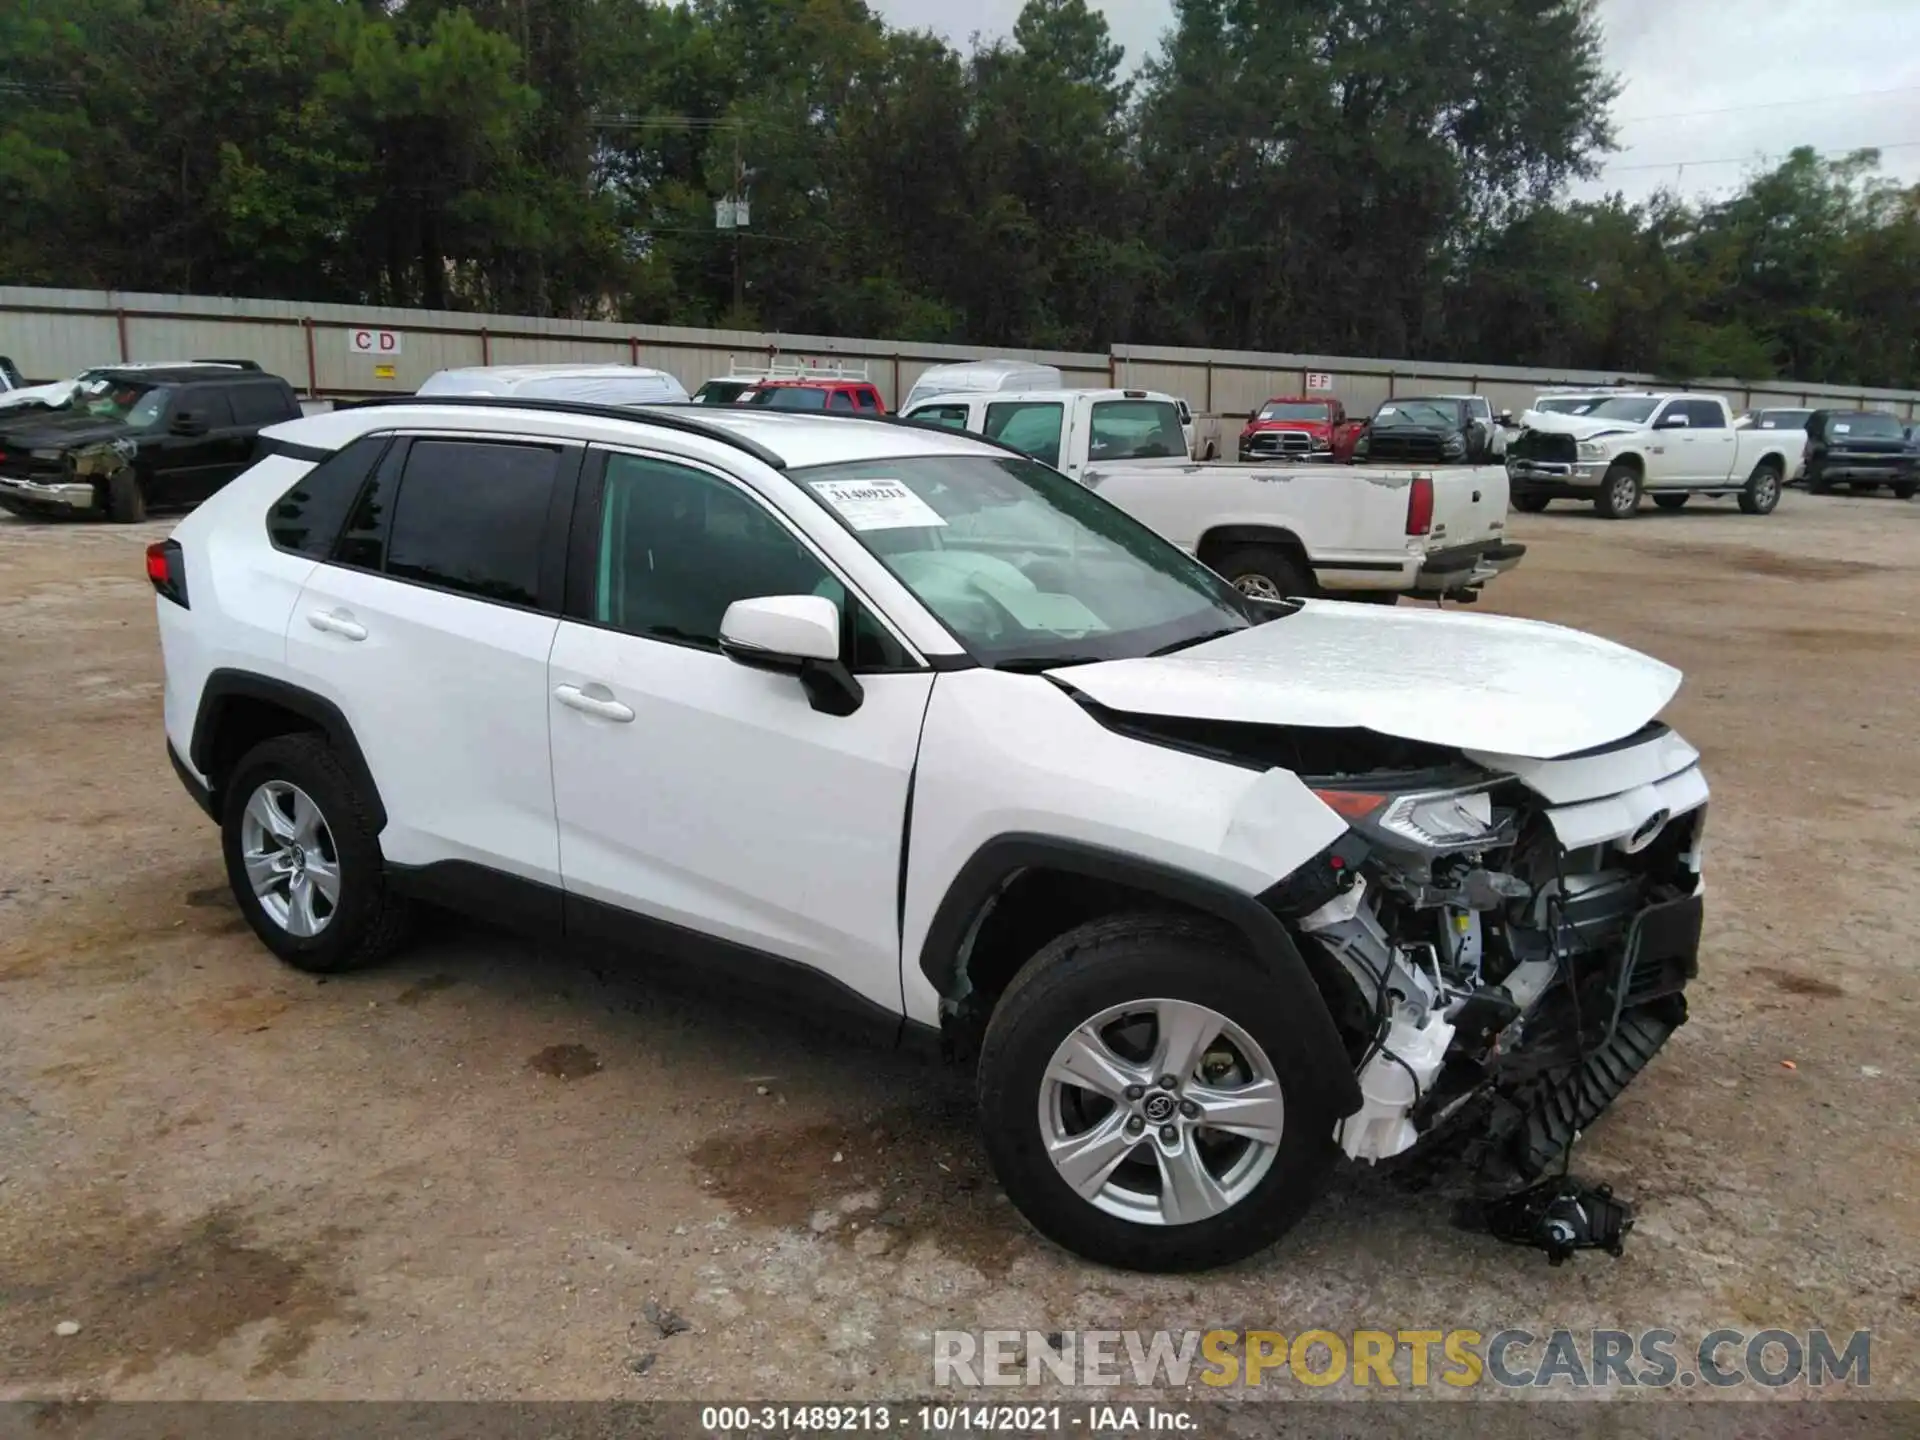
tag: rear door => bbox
[148,386,236,507]
[1683,399,1736,483]
[285,433,578,894]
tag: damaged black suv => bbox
[0,365,301,523]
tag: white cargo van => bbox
[900,358,1064,413]
[417,364,690,406]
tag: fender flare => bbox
[918,834,1362,1116]
[189,669,387,830]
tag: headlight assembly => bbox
[1312,781,1512,853]
[1577,440,1609,459]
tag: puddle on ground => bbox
[0,1199,356,1384]
[1639,542,1885,583]
[528,1043,603,1079]
[688,1100,1025,1274]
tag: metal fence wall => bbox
[6,286,1917,430]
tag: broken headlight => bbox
[1312,780,1511,854]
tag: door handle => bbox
[307,609,367,641]
[554,684,635,723]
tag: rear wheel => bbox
[1594,464,1642,519]
[1738,461,1783,515]
[1512,493,1551,513]
[221,733,411,974]
[1805,463,1832,495]
[1893,482,1917,500]
[976,914,1338,1272]
[1652,493,1689,511]
[1211,545,1312,601]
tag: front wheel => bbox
[1739,461,1783,515]
[1211,545,1311,601]
[1893,482,1916,500]
[1512,492,1551,513]
[976,914,1339,1272]
[1594,463,1643,519]
[104,468,146,524]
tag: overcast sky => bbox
[866,0,1920,204]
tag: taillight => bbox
[1406,475,1434,536]
[146,540,188,607]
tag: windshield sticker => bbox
[1377,405,1397,416]
[1833,423,1851,433]
[808,478,948,531]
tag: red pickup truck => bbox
[1238,396,1366,463]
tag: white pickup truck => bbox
[1504,391,1801,519]
[900,387,1524,602]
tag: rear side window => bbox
[855,388,880,412]
[230,383,295,426]
[985,401,1064,468]
[829,390,856,412]
[910,404,971,430]
[185,388,236,428]
[269,435,389,558]
[382,440,561,608]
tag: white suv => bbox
[153,398,1709,1272]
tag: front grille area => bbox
[1366,430,1452,462]
[1507,430,1578,464]
[1245,430,1315,456]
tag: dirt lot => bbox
[1,491,1917,1404]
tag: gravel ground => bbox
[0,490,1916,1405]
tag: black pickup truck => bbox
[1350,396,1478,465]
[0,365,302,522]
[1802,409,1917,498]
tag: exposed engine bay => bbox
[1106,708,1709,1193]
[1283,726,1705,1189]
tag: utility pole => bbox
[731,129,744,317]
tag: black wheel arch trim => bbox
[918,833,1362,1116]
[189,669,387,831]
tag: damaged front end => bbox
[1260,722,1707,1191]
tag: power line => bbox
[1616,85,1920,126]
[1599,140,1920,174]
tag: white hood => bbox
[1052,601,1680,760]
[1518,410,1645,441]
[0,380,76,412]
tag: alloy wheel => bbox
[239,780,341,937]
[1038,998,1284,1226]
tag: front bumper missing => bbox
[1507,460,1607,495]
[0,475,95,512]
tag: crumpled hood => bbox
[1517,410,1643,441]
[1052,601,1681,761]
[0,412,133,448]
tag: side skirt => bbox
[384,860,934,1056]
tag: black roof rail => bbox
[334,393,789,470]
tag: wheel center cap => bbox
[1142,1092,1178,1124]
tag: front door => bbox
[547,447,933,1019]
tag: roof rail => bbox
[332,394,788,469]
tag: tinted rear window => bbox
[269,435,389,559]
[743,386,829,410]
[230,382,295,426]
[383,440,561,607]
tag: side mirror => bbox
[1653,415,1690,431]
[718,595,862,716]
[170,413,207,436]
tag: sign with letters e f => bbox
[348,328,403,357]
[1305,371,1333,391]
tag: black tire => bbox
[1211,544,1311,602]
[220,733,410,974]
[977,913,1340,1272]
[1805,463,1831,495]
[1893,482,1917,500]
[1738,461,1783,515]
[1593,463,1642,519]
[104,468,145,524]
[1512,492,1551,513]
[1651,493,1689,511]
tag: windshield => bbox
[792,455,1258,668]
[1257,402,1329,422]
[742,385,829,411]
[1372,400,1459,429]
[70,377,166,426]
[1754,410,1812,430]
[1585,397,1661,423]
[1088,399,1187,460]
